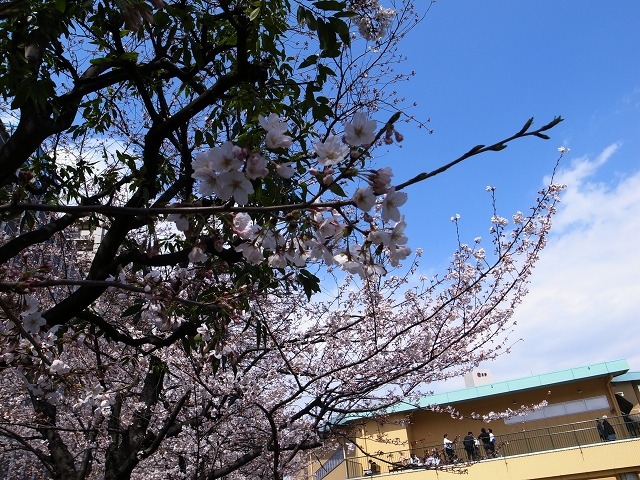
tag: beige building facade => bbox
[300,359,640,480]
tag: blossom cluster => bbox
[184,111,411,277]
[21,295,46,334]
[350,0,397,42]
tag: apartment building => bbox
[303,359,640,480]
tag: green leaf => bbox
[55,0,66,13]
[297,269,321,300]
[119,52,139,63]
[249,6,261,21]
[89,57,111,66]
[335,10,359,18]
[329,17,350,45]
[121,303,143,317]
[194,129,203,147]
[299,54,318,69]
[326,180,347,197]
[313,0,344,11]
[297,6,307,24]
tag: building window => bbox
[504,395,609,425]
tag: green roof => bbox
[396,359,630,414]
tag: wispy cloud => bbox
[492,143,640,379]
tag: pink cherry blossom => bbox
[265,130,293,149]
[245,153,269,179]
[233,212,260,240]
[368,167,394,194]
[167,213,190,231]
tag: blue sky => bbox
[381,1,640,389]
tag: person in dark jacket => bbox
[462,432,477,461]
[478,428,491,457]
[601,416,616,441]
[596,419,606,441]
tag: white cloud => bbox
[491,144,640,380]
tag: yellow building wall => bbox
[320,461,348,480]
[359,440,640,480]
[348,418,411,476]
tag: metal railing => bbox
[345,414,640,478]
[316,448,346,480]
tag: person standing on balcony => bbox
[463,432,477,461]
[365,459,380,475]
[596,419,606,441]
[478,428,492,457]
[601,416,617,441]
[487,429,497,457]
[443,434,456,463]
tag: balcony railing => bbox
[344,413,640,478]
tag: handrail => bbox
[344,413,640,478]
[315,448,345,480]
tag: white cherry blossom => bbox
[22,310,46,334]
[192,167,220,197]
[367,229,390,246]
[314,135,350,166]
[268,252,287,268]
[235,242,264,264]
[388,244,411,266]
[167,213,190,231]
[344,112,377,146]
[209,141,244,172]
[49,360,71,376]
[353,186,376,212]
[381,187,408,222]
[216,170,254,205]
[274,162,296,178]
[258,113,288,134]
[389,218,408,250]
[369,167,393,194]
[188,246,208,264]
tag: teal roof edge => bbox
[395,359,631,414]
[612,371,640,383]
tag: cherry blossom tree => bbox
[0,0,565,478]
